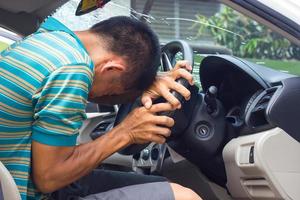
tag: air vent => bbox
[252,89,276,113]
[248,88,278,128]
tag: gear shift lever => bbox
[204,86,218,115]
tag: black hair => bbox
[90,16,160,91]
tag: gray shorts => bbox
[51,169,173,200]
[80,182,175,200]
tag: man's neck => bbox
[74,31,94,54]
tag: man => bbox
[0,16,201,200]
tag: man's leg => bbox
[51,169,201,200]
[51,169,169,199]
[80,182,174,200]
[81,182,202,200]
[170,183,202,200]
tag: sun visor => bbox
[75,0,111,16]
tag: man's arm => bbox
[32,103,174,193]
[32,124,128,193]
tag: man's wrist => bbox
[106,125,132,148]
[91,125,132,164]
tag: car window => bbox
[54,0,300,88]
[0,27,17,52]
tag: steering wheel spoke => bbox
[161,52,173,71]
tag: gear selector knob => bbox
[204,86,218,115]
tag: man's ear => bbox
[100,60,126,74]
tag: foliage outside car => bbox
[194,6,300,75]
[0,41,8,52]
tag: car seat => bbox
[0,161,21,200]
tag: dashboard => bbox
[199,55,294,137]
[218,68,262,112]
[173,54,298,186]
[218,73,279,136]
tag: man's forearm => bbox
[32,125,131,193]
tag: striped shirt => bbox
[0,17,94,199]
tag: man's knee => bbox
[170,183,202,200]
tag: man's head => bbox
[79,16,160,104]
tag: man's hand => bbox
[118,103,175,144]
[141,60,194,109]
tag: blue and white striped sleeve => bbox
[32,64,93,146]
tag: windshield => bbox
[0,27,18,51]
[53,0,300,86]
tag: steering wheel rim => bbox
[161,40,193,71]
[115,40,194,155]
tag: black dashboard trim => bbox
[200,55,294,91]
[200,55,269,91]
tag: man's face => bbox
[88,89,142,105]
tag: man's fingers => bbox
[147,134,166,144]
[174,60,192,71]
[150,102,176,113]
[173,68,194,85]
[152,115,175,127]
[141,95,153,109]
[170,81,191,100]
[161,90,181,109]
[151,126,172,137]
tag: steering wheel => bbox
[114,40,196,155]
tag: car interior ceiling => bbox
[0,0,68,36]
